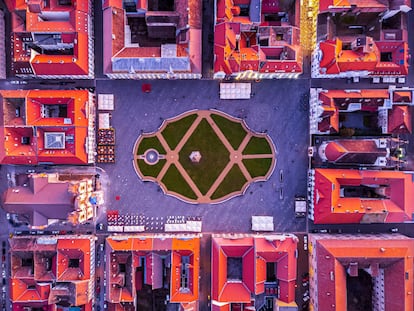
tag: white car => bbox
[303,235,308,251]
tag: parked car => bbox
[303,235,308,251]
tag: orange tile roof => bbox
[8,0,91,76]
[388,105,412,133]
[0,89,93,165]
[310,234,414,311]
[211,235,298,306]
[315,88,412,134]
[214,0,302,76]
[105,235,200,307]
[11,279,50,302]
[317,8,410,77]
[102,0,202,75]
[57,238,91,281]
[393,90,413,103]
[9,236,94,309]
[319,0,389,12]
[313,169,414,224]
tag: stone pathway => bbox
[134,110,276,204]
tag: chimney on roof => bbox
[351,36,375,54]
[28,0,44,13]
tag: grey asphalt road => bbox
[96,79,309,233]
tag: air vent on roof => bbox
[44,132,65,149]
[63,118,72,125]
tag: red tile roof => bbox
[9,236,94,309]
[388,105,412,133]
[315,88,412,134]
[309,234,414,311]
[105,235,200,309]
[0,89,94,165]
[393,90,413,103]
[322,139,387,164]
[102,0,202,76]
[212,235,298,308]
[7,0,92,76]
[316,0,410,77]
[319,0,389,12]
[312,169,414,224]
[214,0,302,77]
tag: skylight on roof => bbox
[44,132,65,149]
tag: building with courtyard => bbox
[312,0,412,78]
[133,110,276,204]
[9,235,95,311]
[309,234,414,311]
[5,0,94,78]
[105,234,200,311]
[211,234,298,310]
[0,89,95,165]
[214,0,302,79]
[310,87,414,136]
[102,0,202,79]
[308,168,414,224]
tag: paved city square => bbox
[96,79,310,233]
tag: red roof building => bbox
[5,0,93,78]
[309,168,414,224]
[3,172,102,227]
[309,234,414,311]
[102,0,202,79]
[315,137,408,169]
[9,235,95,311]
[0,89,95,165]
[309,87,414,135]
[214,0,302,79]
[105,234,200,311]
[211,234,298,310]
[313,0,411,78]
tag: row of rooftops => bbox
[1,0,410,79]
[8,233,414,311]
[309,86,414,225]
[6,233,299,311]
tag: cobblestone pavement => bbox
[96,79,309,233]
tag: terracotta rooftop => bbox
[6,0,92,77]
[315,0,411,77]
[309,234,414,311]
[0,89,95,165]
[102,0,202,77]
[214,0,302,78]
[312,88,413,135]
[9,235,94,310]
[105,234,200,310]
[211,234,298,310]
[310,168,414,224]
[318,39,409,76]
